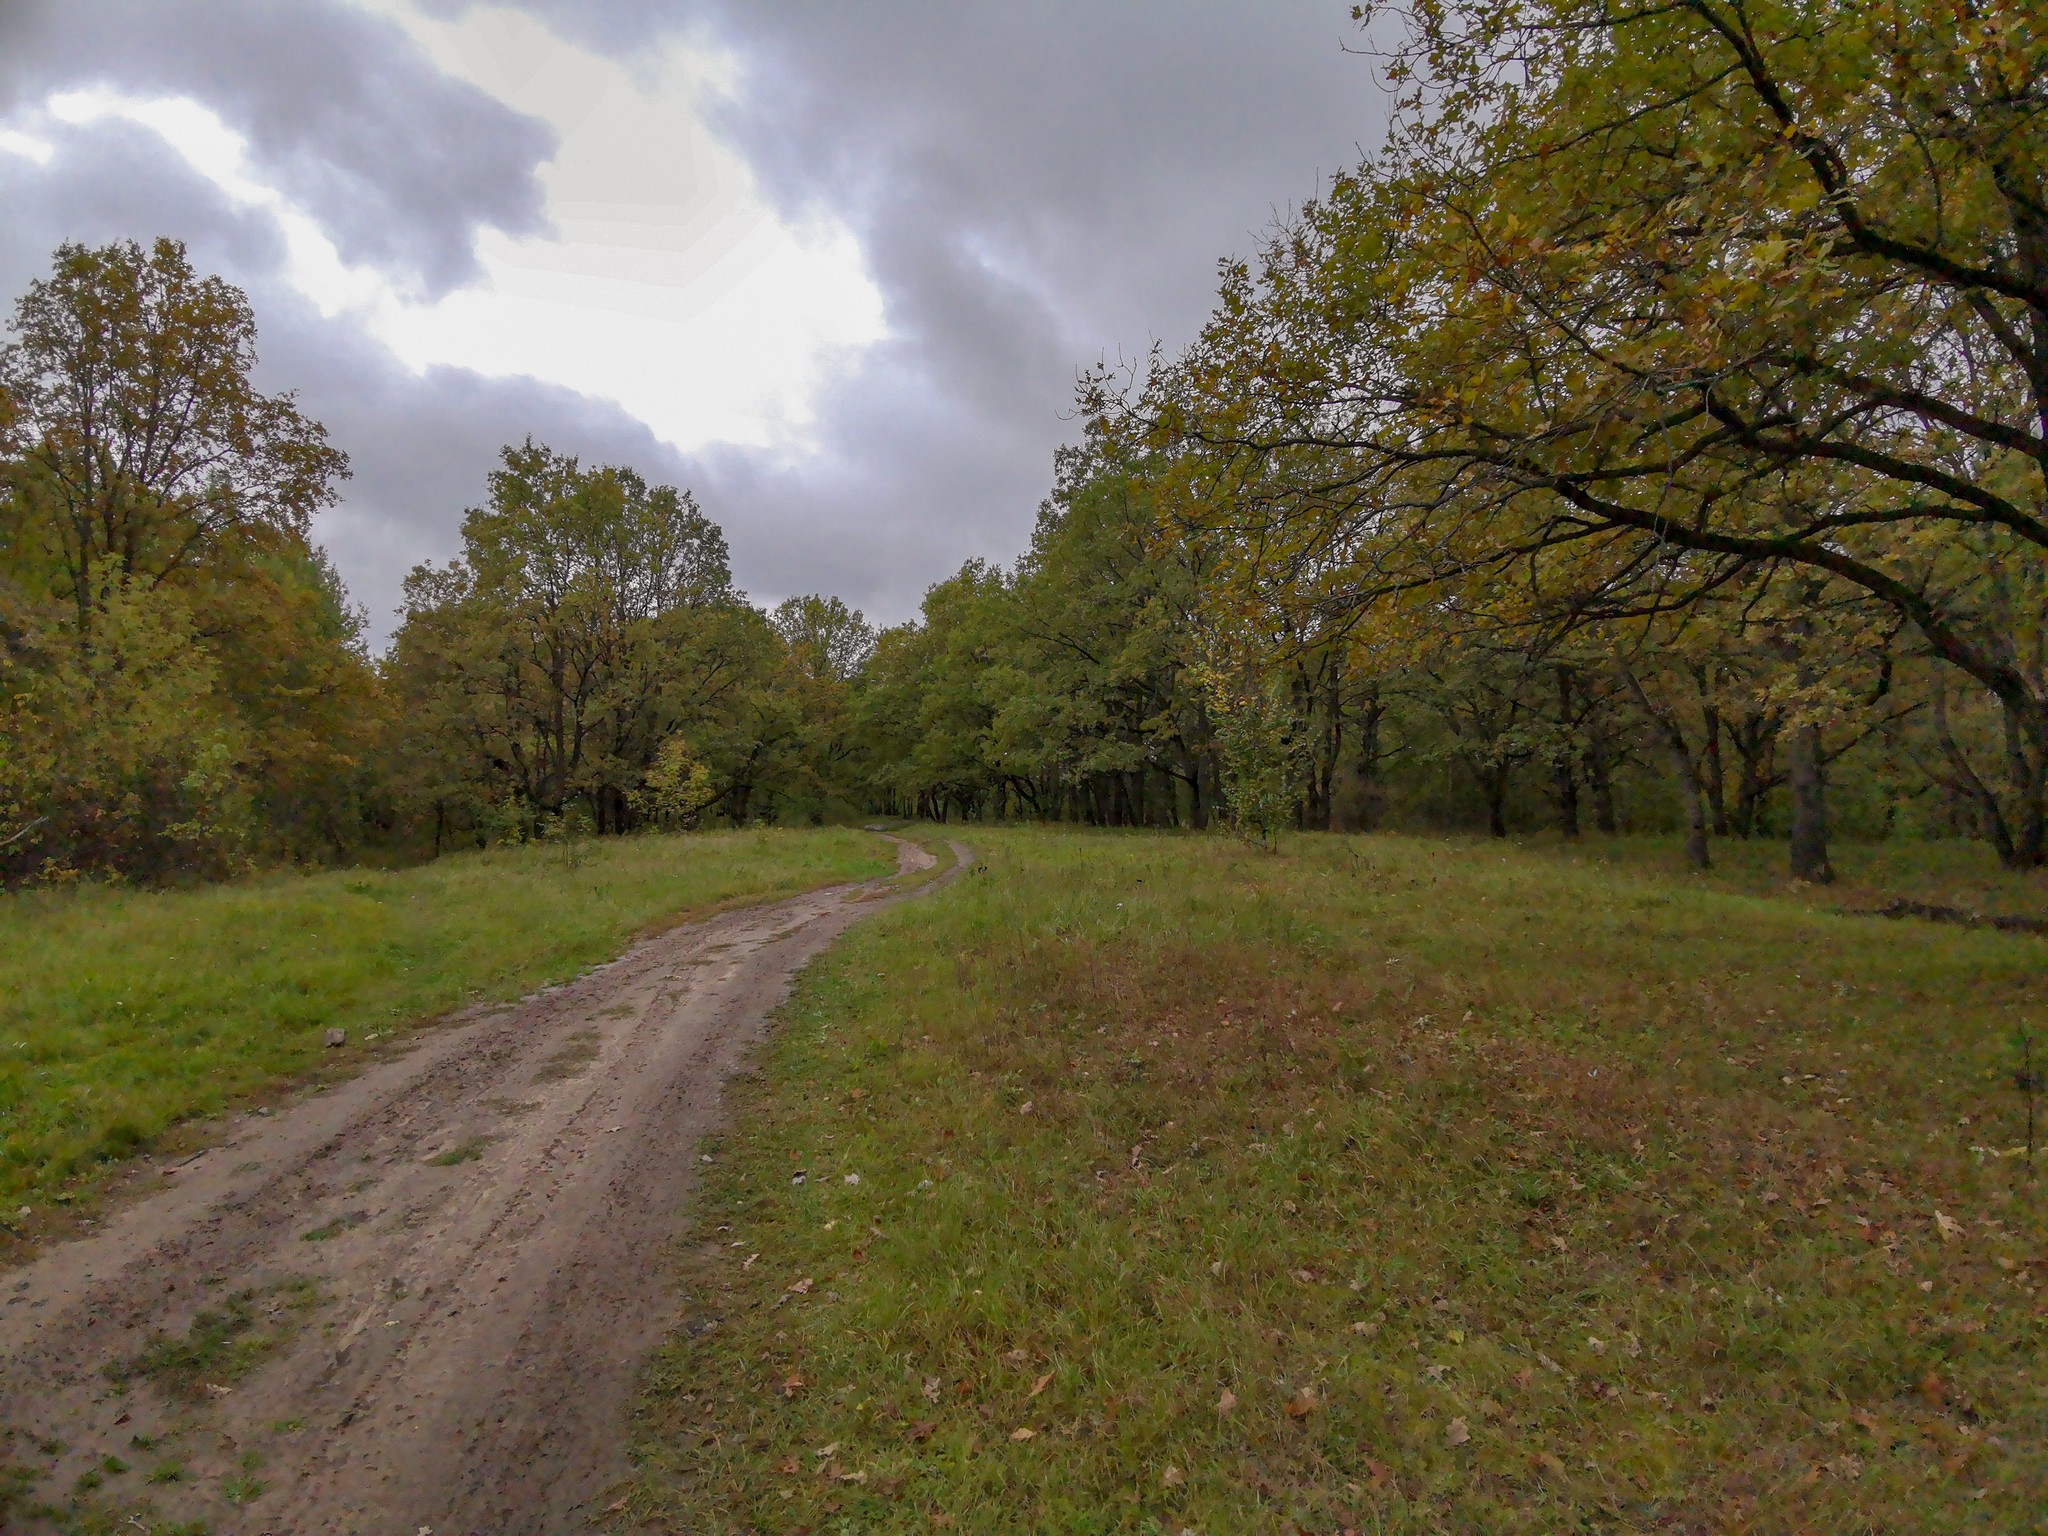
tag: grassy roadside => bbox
[620,828,2045,1534]
[1554,835,2048,926]
[0,828,891,1230]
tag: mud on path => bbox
[2,837,962,1535]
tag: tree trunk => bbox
[1703,703,1729,837]
[1484,766,1509,838]
[1786,721,1833,883]
[1588,740,1618,834]
[1553,668,1580,838]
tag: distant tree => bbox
[772,593,876,680]
[0,238,346,631]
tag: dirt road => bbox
[1,837,959,1535]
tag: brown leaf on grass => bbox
[1216,1387,1238,1415]
[778,1458,799,1475]
[1531,1451,1567,1478]
[781,1372,806,1398]
[1511,1367,1534,1388]
[1934,1210,1963,1242]
[1445,1417,1471,1446]
[906,1420,937,1443]
[1851,1408,1880,1434]
[1284,1385,1319,1419]
[1162,1464,1185,1488]
[1364,1458,1392,1490]
[1009,1426,1036,1441]
[932,1517,956,1529]
[787,1277,814,1294]
[923,1375,942,1403]
[1917,1371,1947,1407]
[1029,1372,1053,1397]
[1003,1348,1029,1364]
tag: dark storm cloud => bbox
[0,0,551,295]
[1,0,1385,638]
[501,2,1386,623]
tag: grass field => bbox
[0,828,891,1228]
[619,829,2046,1534]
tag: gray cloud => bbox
[674,4,1382,623]
[0,0,551,296]
[1,0,1385,639]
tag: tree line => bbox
[3,0,2042,883]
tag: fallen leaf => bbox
[1532,1451,1567,1477]
[923,1375,942,1403]
[1009,1426,1036,1441]
[1364,1457,1392,1490]
[907,1419,937,1442]
[1029,1372,1053,1397]
[778,1459,800,1475]
[1216,1387,1238,1415]
[782,1372,806,1398]
[932,1517,956,1530]
[1511,1367,1534,1388]
[1003,1348,1029,1364]
[1934,1210,1963,1243]
[1285,1385,1319,1419]
[1850,1408,1880,1434]
[1446,1416,1471,1447]
[1162,1464,1185,1488]
[788,1277,814,1294]
[814,1443,841,1459]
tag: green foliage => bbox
[0,238,376,884]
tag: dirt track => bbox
[1,837,957,1534]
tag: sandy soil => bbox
[1,837,958,1535]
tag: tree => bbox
[1148,0,2048,865]
[0,238,346,632]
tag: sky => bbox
[0,1,1387,643]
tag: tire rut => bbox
[0,837,963,1535]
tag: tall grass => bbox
[624,828,2045,1534]
[0,829,889,1214]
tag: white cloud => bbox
[352,0,887,451]
[21,8,887,457]
[0,128,55,165]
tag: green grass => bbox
[0,828,891,1217]
[106,1278,322,1401]
[618,828,2046,1534]
[1556,832,2048,922]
